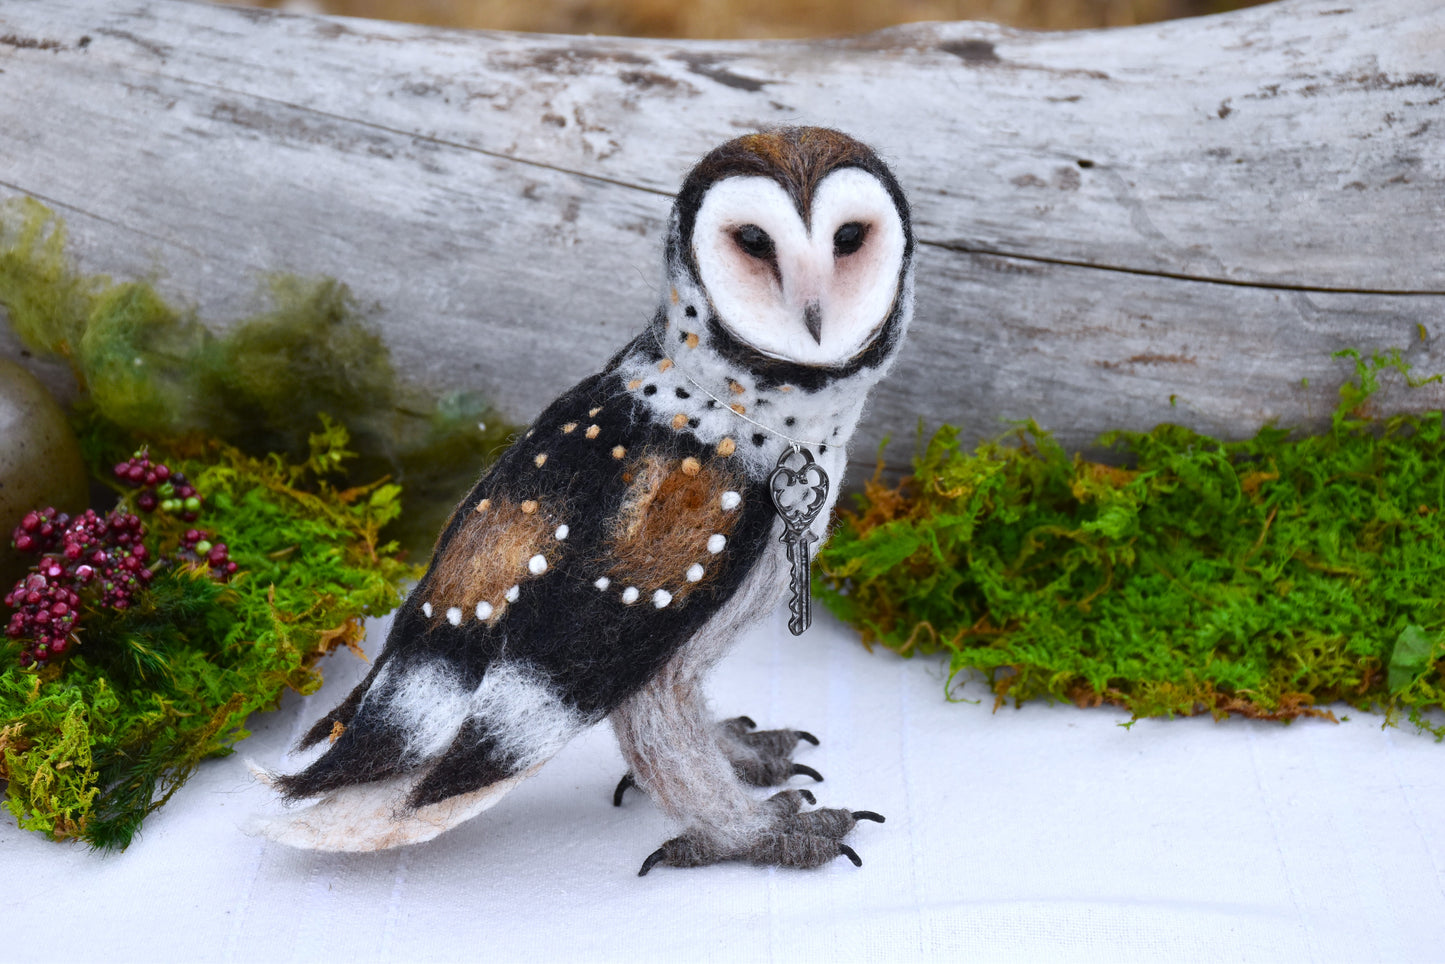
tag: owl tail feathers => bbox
[245,759,536,852]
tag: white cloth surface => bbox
[6,604,1444,963]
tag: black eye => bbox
[834,222,868,257]
[733,224,775,260]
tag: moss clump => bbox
[1,417,418,849]
[817,350,1445,736]
[0,197,517,552]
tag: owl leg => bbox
[610,658,881,874]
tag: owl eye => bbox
[733,224,776,260]
[833,222,868,257]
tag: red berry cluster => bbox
[10,506,67,555]
[4,571,80,666]
[6,509,157,666]
[115,451,201,520]
[180,528,238,579]
[6,451,239,667]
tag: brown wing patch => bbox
[606,454,743,604]
[428,495,559,625]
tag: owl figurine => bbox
[259,127,914,874]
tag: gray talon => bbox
[839,844,862,867]
[790,763,823,783]
[852,810,884,823]
[799,789,816,805]
[737,715,757,730]
[796,730,820,746]
[613,772,637,807]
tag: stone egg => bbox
[0,359,89,589]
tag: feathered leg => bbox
[609,647,880,875]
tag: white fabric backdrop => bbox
[7,604,1444,963]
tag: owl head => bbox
[660,128,914,392]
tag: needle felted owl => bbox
[259,126,914,873]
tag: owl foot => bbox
[718,715,822,786]
[612,715,823,806]
[636,790,884,875]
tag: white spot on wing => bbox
[528,553,548,575]
[621,586,639,605]
[555,524,569,540]
[505,585,520,602]
[720,491,741,510]
[476,601,493,620]
[686,563,704,582]
[594,576,611,591]
[653,589,673,608]
[421,602,433,618]
[446,606,462,626]
[707,534,726,554]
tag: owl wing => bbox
[259,360,778,850]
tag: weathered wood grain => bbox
[1,0,1442,478]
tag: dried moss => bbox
[0,197,517,552]
[0,417,418,849]
[817,350,1445,737]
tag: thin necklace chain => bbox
[649,327,829,452]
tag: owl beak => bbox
[803,300,823,344]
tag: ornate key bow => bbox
[768,446,830,635]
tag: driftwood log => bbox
[1,0,1442,480]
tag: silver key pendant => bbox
[768,446,830,636]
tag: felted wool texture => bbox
[251,762,537,852]
[266,126,915,856]
[689,168,908,368]
[610,545,793,848]
[427,495,562,626]
[271,368,780,818]
[716,719,815,787]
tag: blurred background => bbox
[216,0,1268,37]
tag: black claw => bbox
[796,730,820,746]
[838,844,862,867]
[852,810,885,823]
[790,763,824,783]
[613,772,636,807]
[638,846,667,877]
[737,715,757,729]
[798,789,817,805]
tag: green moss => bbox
[0,198,517,553]
[817,349,1445,737]
[0,417,419,849]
